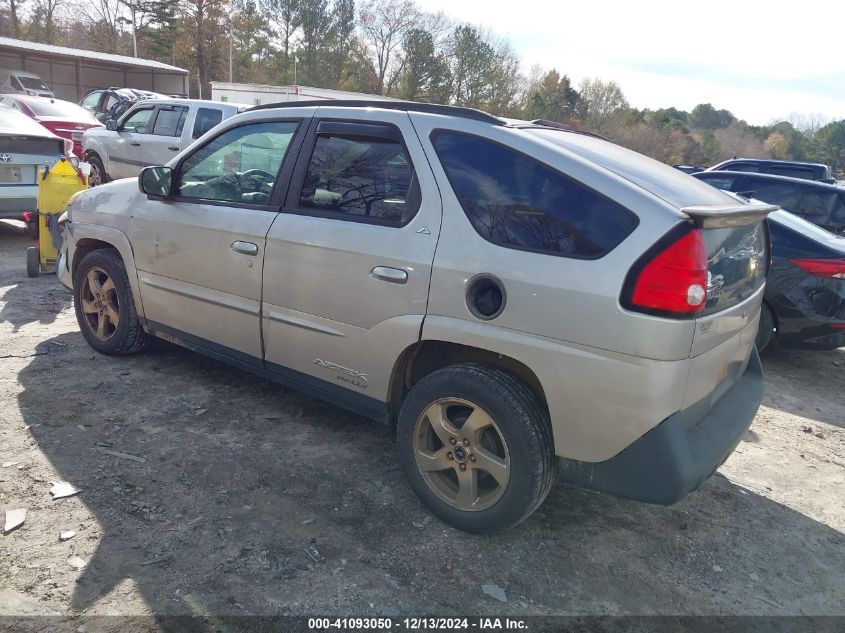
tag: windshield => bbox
[27,99,98,122]
[18,76,50,91]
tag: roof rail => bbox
[248,99,505,125]
[528,119,609,141]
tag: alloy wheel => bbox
[412,398,510,511]
[79,267,120,341]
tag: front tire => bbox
[73,249,147,355]
[397,364,556,533]
[87,155,108,187]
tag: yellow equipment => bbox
[26,158,87,277]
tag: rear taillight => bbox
[623,226,708,318]
[791,258,845,279]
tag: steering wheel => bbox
[241,169,275,183]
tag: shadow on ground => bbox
[0,221,71,332]
[760,346,845,429]
[14,331,845,625]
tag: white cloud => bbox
[415,0,845,124]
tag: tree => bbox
[577,77,627,133]
[177,0,229,97]
[263,0,300,82]
[29,0,62,44]
[522,68,578,123]
[297,0,332,85]
[359,0,419,95]
[689,103,735,130]
[395,27,448,102]
[813,121,845,171]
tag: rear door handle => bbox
[370,266,407,284]
[230,241,258,256]
[130,142,141,147]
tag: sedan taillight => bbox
[791,258,845,279]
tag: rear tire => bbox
[396,364,556,533]
[756,303,775,352]
[73,249,147,355]
[26,247,39,277]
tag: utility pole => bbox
[228,0,233,82]
[118,0,139,57]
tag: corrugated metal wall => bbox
[0,50,187,101]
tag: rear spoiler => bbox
[681,202,778,228]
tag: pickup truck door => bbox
[261,108,442,415]
[140,104,189,167]
[130,116,308,362]
[107,105,154,179]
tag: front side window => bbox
[151,106,188,136]
[176,121,298,204]
[81,91,102,109]
[298,131,416,223]
[432,131,639,258]
[121,107,154,133]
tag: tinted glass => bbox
[121,107,154,133]
[697,175,735,191]
[725,163,760,173]
[177,121,298,204]
[193,108,224,139]
[433,131,638,258]
[151,107,188,136]
[18,76,49,91]
[768,166,814,180]
[81,92,101,109]
[744,179,800,210]
[26,99,98,122]
[299,133,415,223]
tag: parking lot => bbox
[0,218,844,623]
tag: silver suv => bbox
[58,101,773,533]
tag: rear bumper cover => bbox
[559,347,764,504]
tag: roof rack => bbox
[248,99,505,125]
[528,119,609,141]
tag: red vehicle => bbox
[0,94,102,158]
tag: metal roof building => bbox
[0,37,189,101]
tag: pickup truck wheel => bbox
[87,155,108,187]
[74,249,147,355]
[397,364,556,533]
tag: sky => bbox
[414,0,845,125]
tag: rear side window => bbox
[698,175,736,191]
[768,166,814,180]
[724,163,760,173]
[745,179,800,210]
[432,131,638,258]
[151,106,188,136]
[193,108,223,139]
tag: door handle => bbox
[370,266,408,284]
[130,142,141,147]
[230,241,258,256]
[168,146,180,151]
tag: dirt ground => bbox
[1,218,844,627]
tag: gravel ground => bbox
[0,218,843,629]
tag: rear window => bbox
[0,136,63,156]
[432,130,639,259]
[702,223,767,317]
[26,99,94,121]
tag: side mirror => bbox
[139,166,173,198]
[106,119,118,131]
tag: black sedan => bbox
[756,210,845,351]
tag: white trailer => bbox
[210,82,394,107]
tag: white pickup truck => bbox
[82,98,246,185]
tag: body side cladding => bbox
[145,321,389,423]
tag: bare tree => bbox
[359,0,419,95]
[786,112,831,138]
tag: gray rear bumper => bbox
[558,347,764,504]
